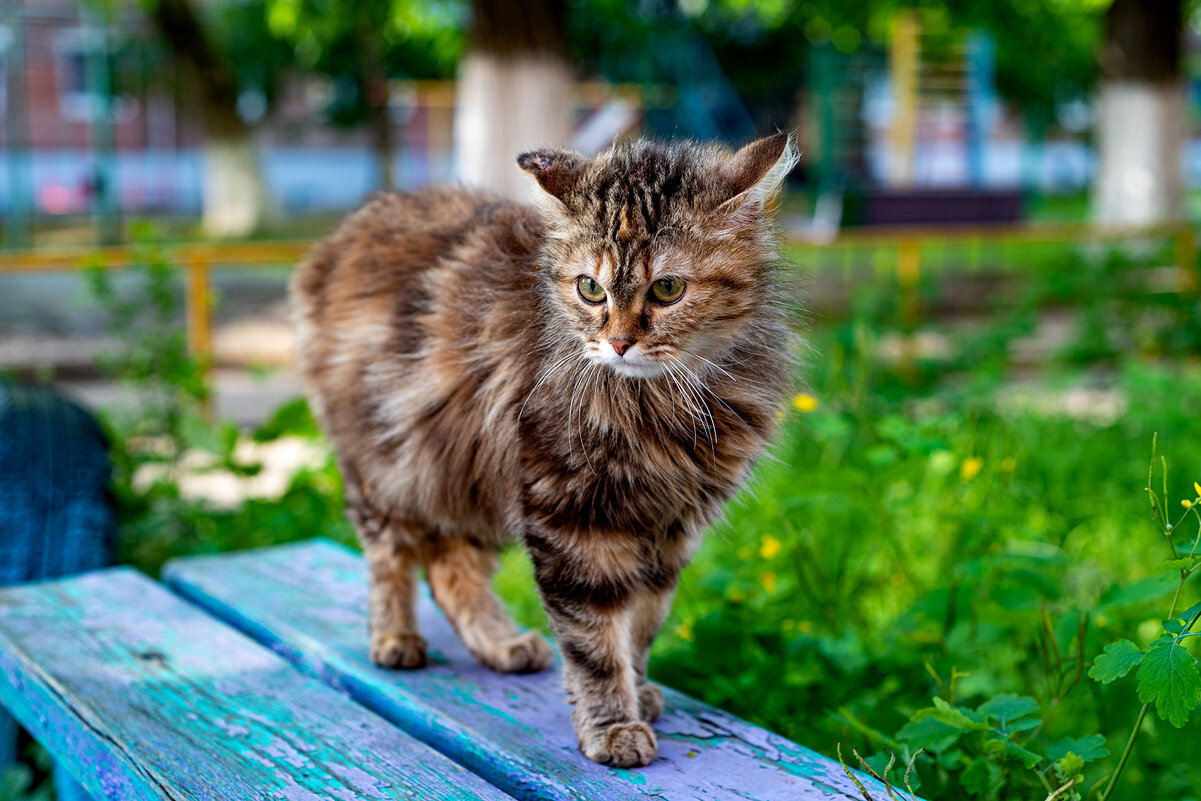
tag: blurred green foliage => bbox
[119,0,1125,143]
[69,236,1201,801]
[82,246,355,575]
[0,740,53,801]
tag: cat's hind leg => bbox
[425,538,554,674]
[346,481,428,669]
[364,539,426,668]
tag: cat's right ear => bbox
[517,149,589,208]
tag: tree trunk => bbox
[201,133,271,237]
[148,0,272,237]
[454,0,573,200]
[1092,0,1184,225]
[357,5,395,193]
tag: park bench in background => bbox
[0,538,906,800]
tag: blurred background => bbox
[1,2,1200,801]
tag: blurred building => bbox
[4,0,1201,230]
[0,0,464,222]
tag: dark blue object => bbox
[0,384,115,584]
[0,383,116,801]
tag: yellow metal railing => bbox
[0,222,1196,374]
[0,241,311,366]
[788,221,1199,323]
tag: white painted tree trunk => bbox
[454,51,573,200]
[1092,80,1186,225]
[202,135,273,238]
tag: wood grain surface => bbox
[0,567,515,801]
[165,539,905,801]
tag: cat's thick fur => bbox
[289,133,798,768]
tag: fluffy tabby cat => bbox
[289,132,798,768]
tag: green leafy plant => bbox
[744,429,1199,799]
[802,434,1199,801]
[1087,440,1200,801]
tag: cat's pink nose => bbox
[608,338,633,356]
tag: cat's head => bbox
[517,133,798,379]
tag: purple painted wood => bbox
[0,568,515,801]
[165,539,907,801]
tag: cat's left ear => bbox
[716,131,800,220]
[517,149,590,210]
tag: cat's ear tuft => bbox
[716,131,800,219]
[517,149,589,207]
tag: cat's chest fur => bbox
[516,354,782,540]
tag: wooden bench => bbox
[0,568,513,801]
[0,539,904,800]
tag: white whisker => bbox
[666,354,722,461]
[688,352,737,382]
[664,358,714,460]
[663,362,697,450]
[672,353,771,449]
[519,350,583,420]
[577,363,600,476]
[566,359,586,464]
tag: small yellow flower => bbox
[791,393,819,413]
[1195,481,1201,497]
[676,620,694,641]
[798,620,813,633]
[760,571,777,593]
[1184,499,1193,509]
[961,456,984,481]
[1000,457,1017,472]
[759,535,782,560]
[776,409,786,421]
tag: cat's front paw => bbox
[479,630,554,673]
[580,720,657,768]
[638,684,664,723]
[370,633,427,669]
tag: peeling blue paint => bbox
[165,540,914,801]
[0,569,515,801]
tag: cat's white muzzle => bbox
[599,342,664,378]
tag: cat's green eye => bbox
[650,277,686,304]
[577,276,607,304]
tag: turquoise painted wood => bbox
[0,568,515,801]
[165,539,905,801]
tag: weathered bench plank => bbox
[0,568,515,801]
[165,539,898,801]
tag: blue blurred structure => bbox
[0,383,116,801]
